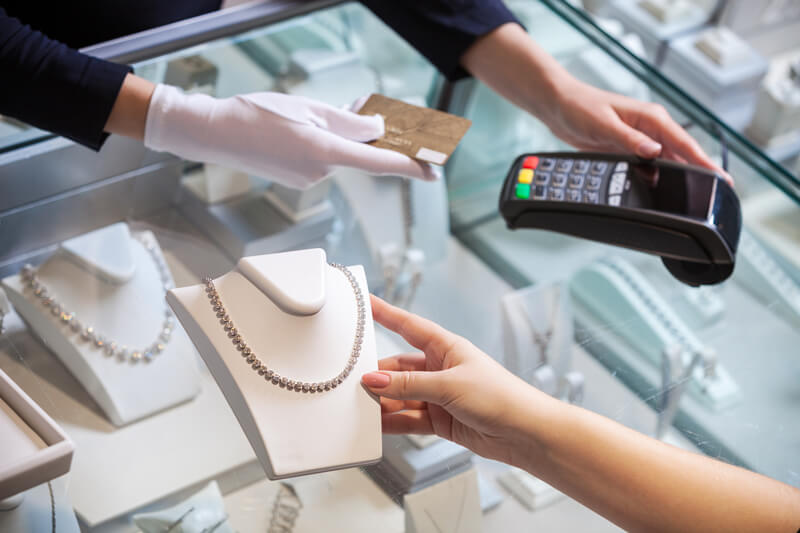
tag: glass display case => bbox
[0,1,798,531]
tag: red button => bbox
[522,156,539,169]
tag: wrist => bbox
[143,84,219,157]
[461,23,578,126]
[104,73,156,141]
[503,384,573,473]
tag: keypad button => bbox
[522,156,539,169]
[534,185,547,199]
[549,188,565,201]
[587,176,602,190]
[539,158,556,171]
[518,168,534,184]
[556,159,573,172]
[568,174,585,188]
[574,160,590,173]
[584,191,599,204]
[608,195,621,206]
[590,161,608,175]
[534,171,550,185]
[515,183,531,199]
[567,189,582,202]
[615,161,629,172]
[552,172,567,187]
[609,172,626,195]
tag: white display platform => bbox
[168,249,381,480]
[497,468,564,511]
[0,342,257,529]
[0,367,73,501]
[184,165,252,204]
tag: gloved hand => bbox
[144,85,437,189]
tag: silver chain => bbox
[203,262,365,393]
[522,293,560,364]
[20,232,175,363]
[48,481,56,533]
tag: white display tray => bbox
[0,367,74,501]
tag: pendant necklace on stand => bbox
[203,262,365,394]
[521,291,560,365]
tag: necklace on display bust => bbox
[20,232,175,364]
[202,262,365,393]
[522,293,560,365]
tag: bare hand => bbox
[361,295,557,466]
[550,79,732,184]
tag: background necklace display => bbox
[19,231,175,364]
[0,222,201,427]
[522,292,560,367]
[501,282,573,380]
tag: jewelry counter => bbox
[0,1,798,532]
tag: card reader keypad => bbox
[513,156,626,205]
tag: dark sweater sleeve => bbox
[359,0,521,81]
[0,7,131,150]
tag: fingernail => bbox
[362,372,391,388]
[638,140,662,157]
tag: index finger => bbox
[370,295,460,362]
[642,113,734,186]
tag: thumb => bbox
[610,118,662,159]
[362,370,449,404]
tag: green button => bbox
[515,183,531,199]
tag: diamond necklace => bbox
[202,262,365,393]
[20,232,175,363]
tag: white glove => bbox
[144,85,437,189]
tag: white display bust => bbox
[167,248,381,480]
[1,223,201,427]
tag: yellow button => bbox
[518,169,534,184]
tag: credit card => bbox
[357,94,472,165]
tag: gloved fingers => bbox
[348,94,371,113]
[323,133,439,181]
[239,92,385,142]
[309,100,385,142]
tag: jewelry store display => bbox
[423,481,467,533]
[267,483,303,533]
[202,262,365,393]
[19,232,175,364]
[521,295,560,364]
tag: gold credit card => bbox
[357,94,472,165]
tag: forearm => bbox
[104,73,155,141]
[0,7,132,150]
[460,22,574,125]
[513,394,800,532]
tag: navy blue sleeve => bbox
[359,0,521,81]
[0,7,131,150]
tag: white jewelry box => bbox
[0,367,74,501]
